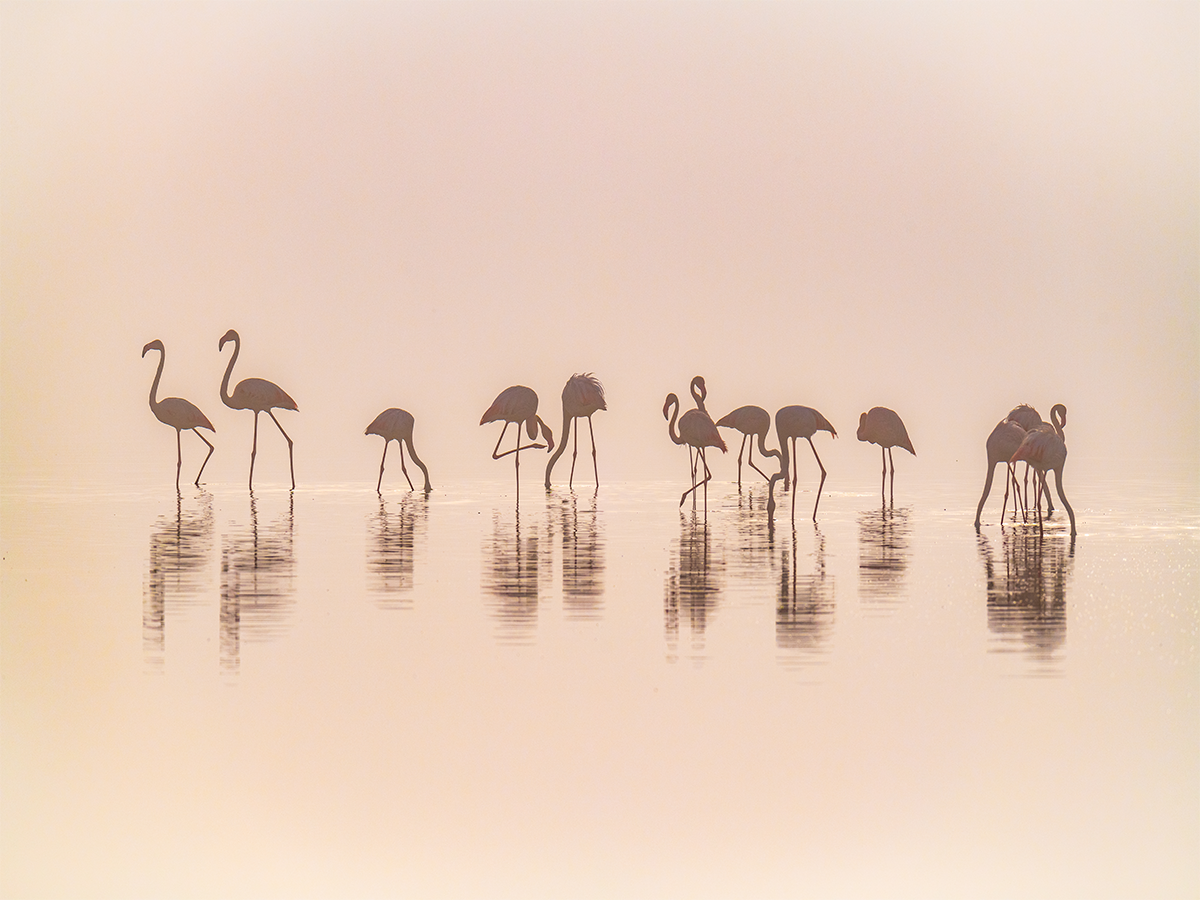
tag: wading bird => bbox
[775,405,837,523]
[1006,404,1054,515]
[715,405,779,487]
[218,329,298,490]
[544,373,606,489]
[142,339,215,488]
[856,406,915,502]
[663,392,726,510]
[1010,403,1075,536]
[480,385,554,500]
[974,417,1028,527]
[365,408,431,493]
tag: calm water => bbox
[2,475,1197,898]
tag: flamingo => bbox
[1010,403,1075,536]
[365,408,431,493]
[142,340,216,488]
[856,406,915,502]
[974,418,1028,527]
[715,405,779,487]
[480,385,554,499]
[544,373,606,489]
[663,392,727,509]
[774,405,837,523]
[218,329,298,490]
[1005,404,1054,515]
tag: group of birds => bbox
[143,337,1073,536]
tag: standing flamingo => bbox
[1005,404,1054,515]
[218,329,298,490]
[663,392,727,510]
[365,408,431,493]
[856,406,915,503]
[775,405,837,523]
[142,340,216,488]
[544,373,606,489]
[715,405,779,487]
[480,385,554,500]
[1010,403,1075,536]
[974,418,1028,527]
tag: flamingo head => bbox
[218,329,239,351]
[663,393,679,420]
[856,412,868,441]
[1051,403,1067,430]
[690,376,706,402]
[142,339,164,358]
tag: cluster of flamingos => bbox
[143,335,1074,535]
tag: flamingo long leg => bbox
[266,410,295,490]
[588,416,598,486]
[747,437,769,483]
[249,410,259,490]
[569,416,579,488]
[193,429,215,486]
[397,441,414,491]
[376,441,389,492]
[807,436,828,522]
[175,429,183,489]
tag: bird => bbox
[689,375,709,413]
[365,408,431,493]
[544,373,606,489]
[974,417,1028,527]
[774,405,837,523]
[715,405,779,487]
[663,392,727,510]
[1005,403,1054,515]
[218,329,298,490]
[1010,403,1075,536]
[480,385,554,499]
[142,339,216,489]
[856,406,915,503]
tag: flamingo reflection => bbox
[483,508,550,644]
[775,525,835,668]
[664,513,725,663]
[858,504,912,612]
[555,491,606,620]
[143,490,214,670]
[366,492,428,608]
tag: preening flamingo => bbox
[480,385,554,499]
[663,392,727,510]
[365,408,431,493]
[715,405,779,487]
[544,373,606,489]
[856,406,915,502]
[774,405,837,523]
[142,339,216,488]
[1010,403,1075,536]
[690,375,709,413]
[218,329,298,490]
[974,418,1028,527]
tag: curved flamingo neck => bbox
[690,380,707,413]
[1051,405,1067,437]
[666,397,683,445]
[147,347,164,413]
[220,335,240,407]
[756,429,781,462]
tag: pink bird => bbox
[142,339,215,488]
[545,373,606,489]
[770,405,837,523]
[480,385,554,499]
[365,408,431,493]
[663,391,727,509]
[1005,403,1055,515]
[856,406,915,503]
[1010,403,1075,536]
[974,417,1028,527]
[218,329,298,490]
[715,405,779,487]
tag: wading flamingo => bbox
[142,340,215,488]
[663,392,727,510]
[1005,404,1054,515]
[480,385,554,500]
[218,329,298,490]
[856,406,915,503]
[1010,404,1075,536]
[544,373,606,489]
[715,405,779,487]
[365,408,431,493]
[974,418,1028,527]
[775,405,837,523]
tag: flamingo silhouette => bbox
[773,405,837,523]
[218,329,298,490]
[142,340,216,488]
[480,385,554,500]
[974,418,1028,527]
[1004,404,1055,515]
[1010,403,1075,536]
[544,373,606,489]
[365,408,431,493]
[856,406,915,502]
[663,392,727,509]
[715,405,779,487]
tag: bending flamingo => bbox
[480,385,554,499]
[1006,403,1054,515]
[218,329,298,490]
[856,406,915,503]
[1010,403,1075,536]
[544,373,606,489]
[663,392,726,510]
[775,405,837,523]
[715,405,779,487]
[974,417,1028,527]
[142,339,215,488]
[365,408,431,493]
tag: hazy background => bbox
[3,1,1197,491]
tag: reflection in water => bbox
[978,528,1073,673]
[220,492,297,673]
[664,512,725,663]
[775,526,835,668]
[143,491,215,670]
[555,491,605,620]
[366,492,428,608]
[483,508,549,644]
[858,504,912,611]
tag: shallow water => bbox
[2,475,1197,898]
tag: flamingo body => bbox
[218,329,298,490]
[545,373,606,488]
[663,392,726,509]
[481,385,554,498]
[142,339,216,488]
[716,405,778,486]
[1010,403,1075,536]
[774,405,837,522]
[857,406,914,502]
[366,407,431,492]
[974,418,1028,527]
